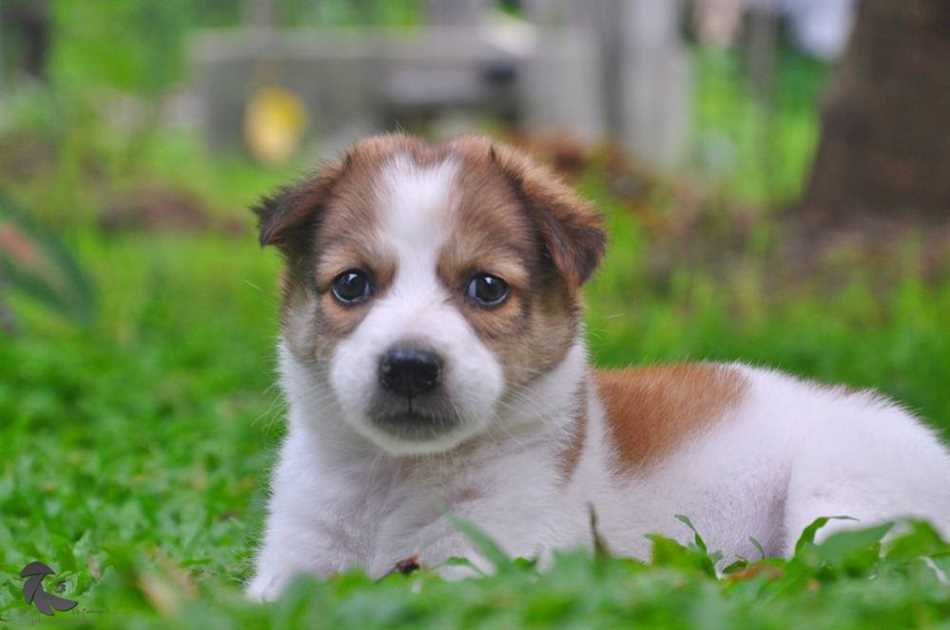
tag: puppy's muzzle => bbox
[378,346,442,398]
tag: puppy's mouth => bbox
[369,397,463,441]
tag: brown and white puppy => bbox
[247,134,950,600]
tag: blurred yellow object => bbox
[244,86,309,164]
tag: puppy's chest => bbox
[336,467,491,561]
[332,449,572,572]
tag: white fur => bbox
[247,157,950,600]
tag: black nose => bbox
[379,347,443,397]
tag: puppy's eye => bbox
[331,269,373,305]
[466,273,509,308]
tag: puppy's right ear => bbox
[252,156,349,253]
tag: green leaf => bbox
[675,514,708,553]
[0,193,97,326]
[647,534,717,577]
[722,559,749,575]
[884,520,950,561]
[447,515,510,573]
[793,516,857,556]
[440,556,486,576]
[815,523,893,567]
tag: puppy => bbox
[246,134,950,600]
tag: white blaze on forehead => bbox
[377,154,459,258]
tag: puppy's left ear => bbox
[491,144,606,286]
[252,156,349,254]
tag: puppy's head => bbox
[255,134,604,455]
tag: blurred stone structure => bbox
[525,0,693,169]
[189,0,692,169]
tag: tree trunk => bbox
[801,0,950,224]
[1,0,51,80]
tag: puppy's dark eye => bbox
[466,273,509,308]
[331,269,373,305]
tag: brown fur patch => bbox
[596,364,747,472]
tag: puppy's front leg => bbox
[246,515,354,601]
[419,529,495,580]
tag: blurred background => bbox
[1,0,949,429]
[0,0,948,611]
[2,0,949,432]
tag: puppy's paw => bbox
[245,572,289,602]
[433,551,497,581]
[435,561,485,582]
